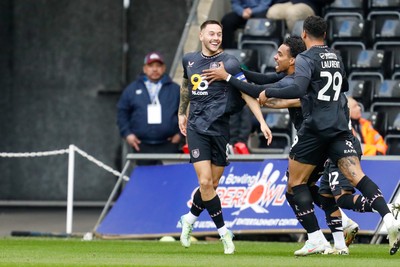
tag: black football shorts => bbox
[186,128,230,166]
[289,130,359,166]
[319,160,355,196]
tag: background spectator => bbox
[222,0,272,49]
[266,0,334,32]
[117,51,182,165]
[348,97,388,156]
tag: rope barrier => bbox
[0,145,129,181]
[0,149,69,158]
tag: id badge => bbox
[147,104,162,124]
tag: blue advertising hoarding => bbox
[96,159,400,237]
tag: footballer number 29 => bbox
[318,71,342,102]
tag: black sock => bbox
[326,215,343,233]
[309,185,322,209]
[320,195,339,216]
[292,184,320,233]
[190,188,205,216]
[203,195,225,229]
[337,194,373,213]
[354,195,373,212]
[319,195,342,233]
[356,176,390,217]
[285,192,296,213]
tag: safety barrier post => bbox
[66,144,75,235]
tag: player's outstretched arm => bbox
[178,78,189,136]
[242,69,284,85]
[241,92,272,146]
[203,62,266,98]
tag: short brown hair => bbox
[200,20,222,31]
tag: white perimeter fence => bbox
[0,144,129,235]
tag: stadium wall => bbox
[0,0,188,203]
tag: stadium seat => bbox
[238,42,277,72]
[385,134,400,155]
[348,49,387,81]
[327,17,371,46]
[239,19,284,71]
[370,104,400,135]
[370,18,400,54]
[332,41,365,74]
[264,111,292,148]
[347,79,374,110]
[368,0,400,12]
[374,18,400,40]
[239,18,285,44]
[372,79,400,103]
[265,111,291,132]
[248,110,292,153]
[223,49,259,71]
[368,11,400,43]
[373,42,400,78]
[323,0,367,18]
[387,111,400,133]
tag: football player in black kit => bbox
[177,20,273,255]
[203,36,362,255]
[256,16,400,256]
[204,32,400,255]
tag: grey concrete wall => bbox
[0,0,188,202]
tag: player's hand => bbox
[202,62,228,84]
[178,114,188,136]
[126,134,141,152]
[258,90,268,106]
[260,123,273,146]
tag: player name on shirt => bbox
[319,52,341,69]
[321,60,341,69]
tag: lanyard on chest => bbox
[145,80,162,104]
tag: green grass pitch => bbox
[0,237,399,266]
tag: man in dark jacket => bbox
[117,51,181,165]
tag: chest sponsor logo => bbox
[190,74,209,95]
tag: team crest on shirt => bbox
[209,62,219,69]
[191,149,200,158]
